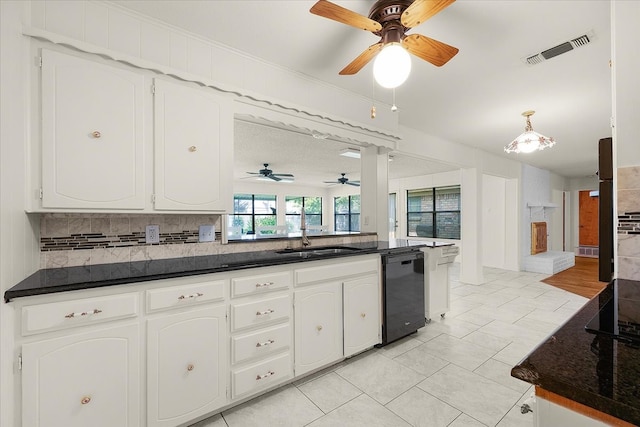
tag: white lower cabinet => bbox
[16,255,382,427]
[294,282,343,376]
[343,274,381,357]
[21,323,140,427]
[228,266,294,400]
[146,305,227,427]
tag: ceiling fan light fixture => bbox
[504,110,556,154]
[373,43,411,89]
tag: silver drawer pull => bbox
[178,292,204,300]
[256,339,275,348]
[65,309,102,319]
[255,282,274,288]
[256,370,275,381]
[256,309,274,316]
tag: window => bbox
[285,196,322,232]
[407,186,460,239]
[229,193,277,235]
[334,195,360,232]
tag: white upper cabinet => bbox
[153,78,233,212]
[40,49,145,210]
[34,48,234,213]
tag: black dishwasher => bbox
[380,249,425,345]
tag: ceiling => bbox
[113,0,612,182]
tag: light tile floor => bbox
[191,264,589,427]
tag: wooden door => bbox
[579,190,599,246]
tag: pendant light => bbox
[504,110,556,154]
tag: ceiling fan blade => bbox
[269,175,282,182]
[346,181,360,187]
[340,42,382,75]
[402,34,459,67]
[401,0,456,29]
[310,0,382,32]
[272,173,294,178]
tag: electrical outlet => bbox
[199,224,215,242]
[145,225,160,244]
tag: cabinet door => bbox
[294,282,343,376]
[153,78,233,211]
[147,305,227,427]
[22,323,140,427]
[343,274,381,357]
[41,49,145,209]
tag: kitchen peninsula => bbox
[511,279,640,426]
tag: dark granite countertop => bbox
[4,239,436,302]
[511,279,640,425]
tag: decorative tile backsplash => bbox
[617,166,640,280]
[40,213,222,269]
[38,213,378,269]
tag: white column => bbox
[460,167,484,284]
[360,145,390,239]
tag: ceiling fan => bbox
[324,173,360,187]
[246,164,294,182]
[310,0,459,77]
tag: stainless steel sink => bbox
[276,246,361,257]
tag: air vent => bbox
[524,31,594,65]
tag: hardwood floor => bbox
[541,256,607,299]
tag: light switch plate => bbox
[199,224,215,242]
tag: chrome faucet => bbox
[300,210,310,247]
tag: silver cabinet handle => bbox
[178,292,203,300]
[256,309,274,316]
[91,131,101,138]
[255,282,274,288]
[256,339,275,348]
[65,309,102,318]
[256,371,275,380]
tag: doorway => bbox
[388,193,397,239]
[578,190,599,257]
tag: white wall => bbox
[612,0,640,279]
[1,2,41,426]
[483,175,507,268]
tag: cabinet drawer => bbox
[22,293,138,336]
[231,294,290,332]
[231,270,291,298]
[231,352,292,399]
[295,257,379,286]
[146,279,225,313]
[231,323,291,365]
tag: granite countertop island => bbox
[511,279,640,426]
[5,239,442,302]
